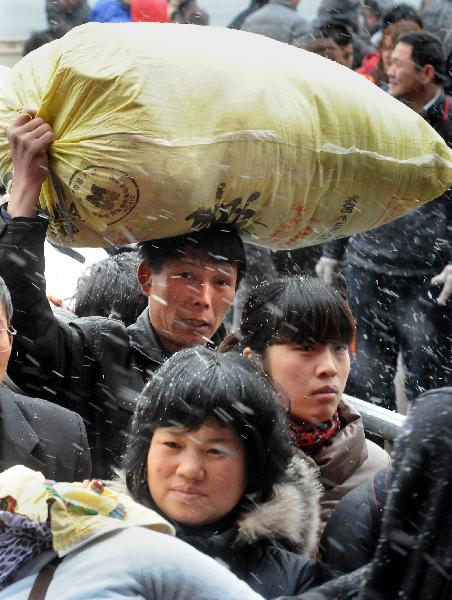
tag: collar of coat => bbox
[234,455,321,555]
[127,309,226,367]
[0,387,45,474]
[298,401,368,490]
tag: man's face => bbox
[308,38,340,62]
[363,7,378,31]
[139,255,237,354]
[388,42,425,100]
[333,43,354,68]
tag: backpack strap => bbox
[372,467,391,514]
[28,557,62,600]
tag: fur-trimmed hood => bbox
[235,455,321,555]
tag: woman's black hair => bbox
[123,347,292,507]
[221,276,355,355]
[138,225,246,289]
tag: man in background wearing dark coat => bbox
[0,276,91,481]
[316,32,452,410]
[241,0,308,45]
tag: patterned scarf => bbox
[0,509,52,590]
[289,411,341,451]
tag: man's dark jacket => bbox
[322,91,452,276]
[0,217,224,478]
[0,385,91,481]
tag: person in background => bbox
[23,28,66,56]
[0,276,91,481]
[1,112,246,478]
[299,23,354,68]
[361,0,383,44]
[277,387,452,600]
[131,0,170,22]
[71,251,147,326]
[46,0,89,33]
[357,19,422,87]
[312,0,372,68]
[221,277,390,535]
[90,0,132,22]
[317,32,452,411]
[123,348,331,598]
[420,0,452,42]
[228,0,269,30]
[241,0,309,46]
[168,0,209,25]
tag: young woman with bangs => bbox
[122,347,331,599]
[221,276,390,534]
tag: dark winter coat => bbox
[141,457,330,598]
[241,0,309,45]
[322,90,452,276]
[278,388,452,600]
[0,216,224,478]
[228,0,269,30]
[421,0,452,41]
[0,384,91,481]
[320,468,391,574]
[296,402,390,535]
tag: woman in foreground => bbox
[122,347,331,599]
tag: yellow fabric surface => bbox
[0,23,450,248]
[0,466,174,556]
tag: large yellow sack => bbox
[0,22,451,248]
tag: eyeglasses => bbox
[0,324,17,346]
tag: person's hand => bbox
[7,109,54,218]
[315,257,341,285]
[431,264,452,305]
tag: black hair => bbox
[23,28,64,56]
[397,31,445,83]
[0,276,12,323]
[138,225,246,289]
[222,276,355,356]
[72,251,147,326]
[382,4,423,28]
[362,0,382,19]
[315,0,359,32]
[319,23,353,47]
[123,347,292,507]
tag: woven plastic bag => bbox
[0,22,451,248]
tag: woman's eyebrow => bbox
[205,436,236,444]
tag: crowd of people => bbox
[0,0,452,598]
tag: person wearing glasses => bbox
[0,275,91,481]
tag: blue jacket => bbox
[90,0,131,22]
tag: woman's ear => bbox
[137,260,152,296]
[242,347,253,359]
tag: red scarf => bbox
[289,411,341,450]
